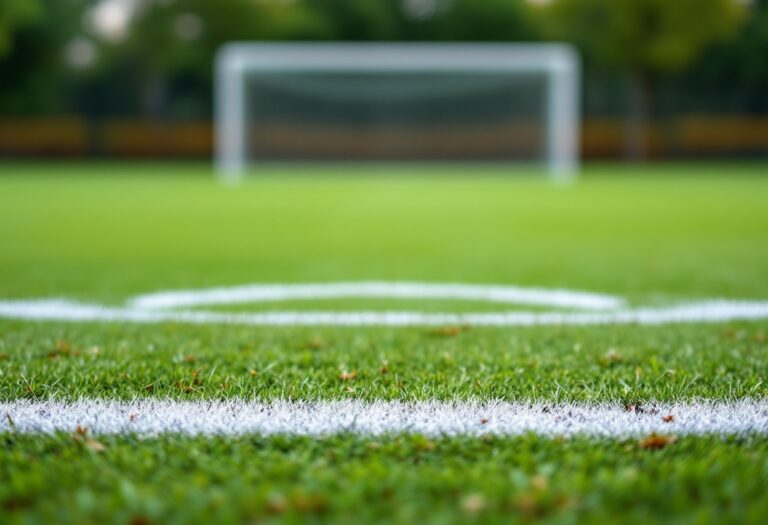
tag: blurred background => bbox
[1,0,767,162]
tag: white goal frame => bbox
[215,43,580,181]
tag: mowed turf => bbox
[1,162,768,524]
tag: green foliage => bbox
[687,0,768,100]
[0,0,41,56]
[404,0,539,41]
[124,0,330,71]
[1,0,766,120]
[535,0,747,159]
[538,0,745,74]
[302,0,405,40]
[93,0,329,117]
[0,0,87,114]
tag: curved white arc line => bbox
[2,299,768,326]
[127,282,626,311]
[3,399,768,437]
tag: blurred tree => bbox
[403,0,539,41]
[0,0,87,114]
[94,0,329,119]
[683,0,768,113]
[3,0,764,149]
[301,0,404,40]
[537,0,745,159]
[0,0,42,57]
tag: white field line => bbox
[2,399,768,437]
[1,298,768,326]
[128,282,626,311]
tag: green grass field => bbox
[1,162,768,524]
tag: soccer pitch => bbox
[1,162,768,523]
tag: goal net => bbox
[215,43,580,180]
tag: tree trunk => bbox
[625,72,654,161]
[141,75,167,121]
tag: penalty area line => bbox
[127,281,626,311]
[1,299,768,326]
[2,399,768,437]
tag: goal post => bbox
[215,43,580,181]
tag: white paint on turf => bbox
[1,282,768,326]
[2,399,768,437]
[1,297,768,326]
[128,282,626,310]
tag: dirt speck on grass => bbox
[292,494,328,514]
[624,402,658,415]
[639,434,677,450]
[460,493,487,514]
[300,338,326,350]
[2,496,33,512]
[531,474,549,491]
[85,438,106,452]
[266,494,288,514]
[432,326,465,337]
[599,349,624,366]
[47,340,79,359]
[338,371,357,381]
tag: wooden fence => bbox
[1,116,767,159]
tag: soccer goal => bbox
[215,43,580,181]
